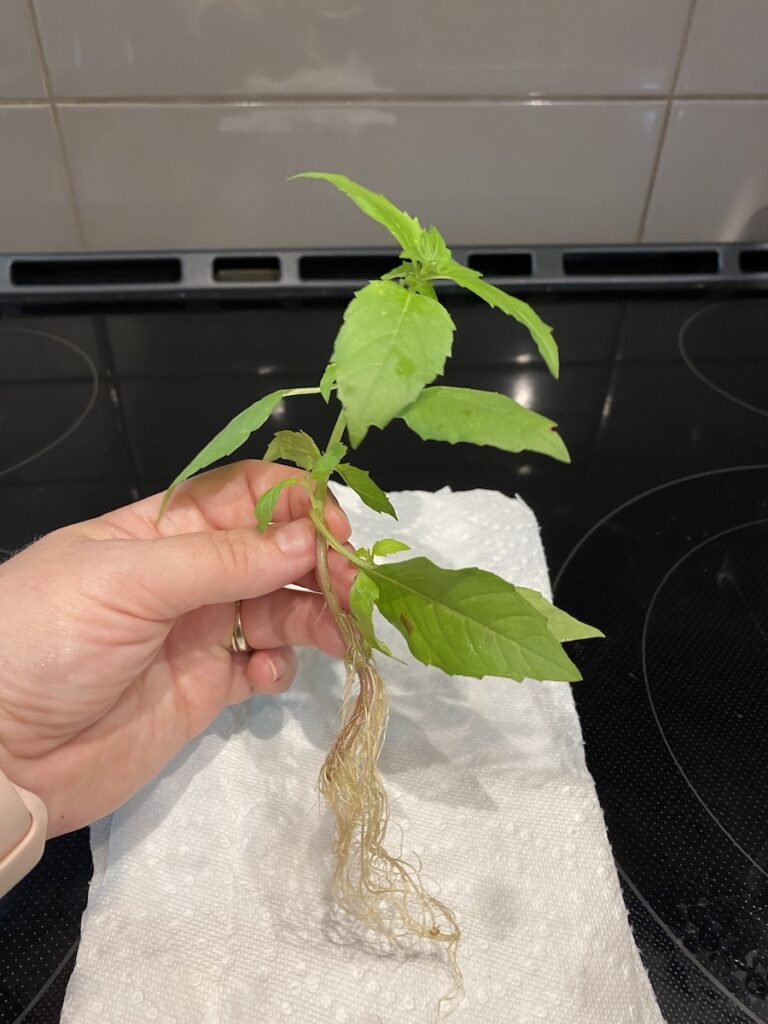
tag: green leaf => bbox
[291,172,423,257]
[333,279,455,446]
[349,571,394,658]
[440,260,559,379]
[401,386,570,464]
[516,588,604,642]
[311,442,348,479]
[372,538,411,558]
[336,464,396,518]
[254,477,298,532]
[159,388,287,520]
[416,225,452,272]
[368,556,581,682]
[263,430,321,471]
[319,363,336,403]
[380,262,412,281]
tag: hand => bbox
[0,461,355,838]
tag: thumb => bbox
[106,518,318,620]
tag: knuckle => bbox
[211,529,255,579]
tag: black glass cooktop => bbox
[0,285,766,1023]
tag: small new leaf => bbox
[311,442,348,479]
[372,538,411,558]
[159,388,286,520]
[254,477,298,533]
[368,556,581,682]
[336,464,397,518]
[410,279,438,301]
[516,588,604,642]
[333,279,455,446]
[292,172,423,259]
[319,363,337,403]
[349,571,394,658]
[401,386,570,463]
[440,260,559,379]
[264,430,321,471]
[416,225,452,273]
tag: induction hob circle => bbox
[643,519,768,877]
[679,301,768,417]
[0,326,98,478]
[555,466,768,1024]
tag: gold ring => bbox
[230,600,252,654]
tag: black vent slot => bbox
[467,252,533,277]
[213,256,281,282]
[740,249,768,273]
[300,255,400,281]
[11,257,182,287]
[563,250,720,277]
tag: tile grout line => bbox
[636,0,698,242]
[0,94,670,107]
[26,0,88,249]
[673,92,768,101]
[50,92,768,105]
[2,94,768,108]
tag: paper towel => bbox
[62,488,664,1024]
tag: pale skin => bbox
[0,460,355,839]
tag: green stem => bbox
[310,509,368,570]
[308,406,363,649]
[313,409,347,507]
[314,528,355,649]
[282,385,325,398]
[327,414,346,448]
[325,411,348,461]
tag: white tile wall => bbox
[34,0,690,99]
[0,0,764,251]
[58,102,663,250]
[0,107,80,251]
[644,101,768,242]
[678,0,768,95]
[0,0,46,99]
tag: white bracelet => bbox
[0,767,47,898]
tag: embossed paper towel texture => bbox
[62,489,663,1024]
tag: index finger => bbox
[96,460,351,542]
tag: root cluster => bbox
[318,632,463,1015]
[313,530,463,1015]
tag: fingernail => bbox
[273,519,313,558]
[268,652,286,683]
